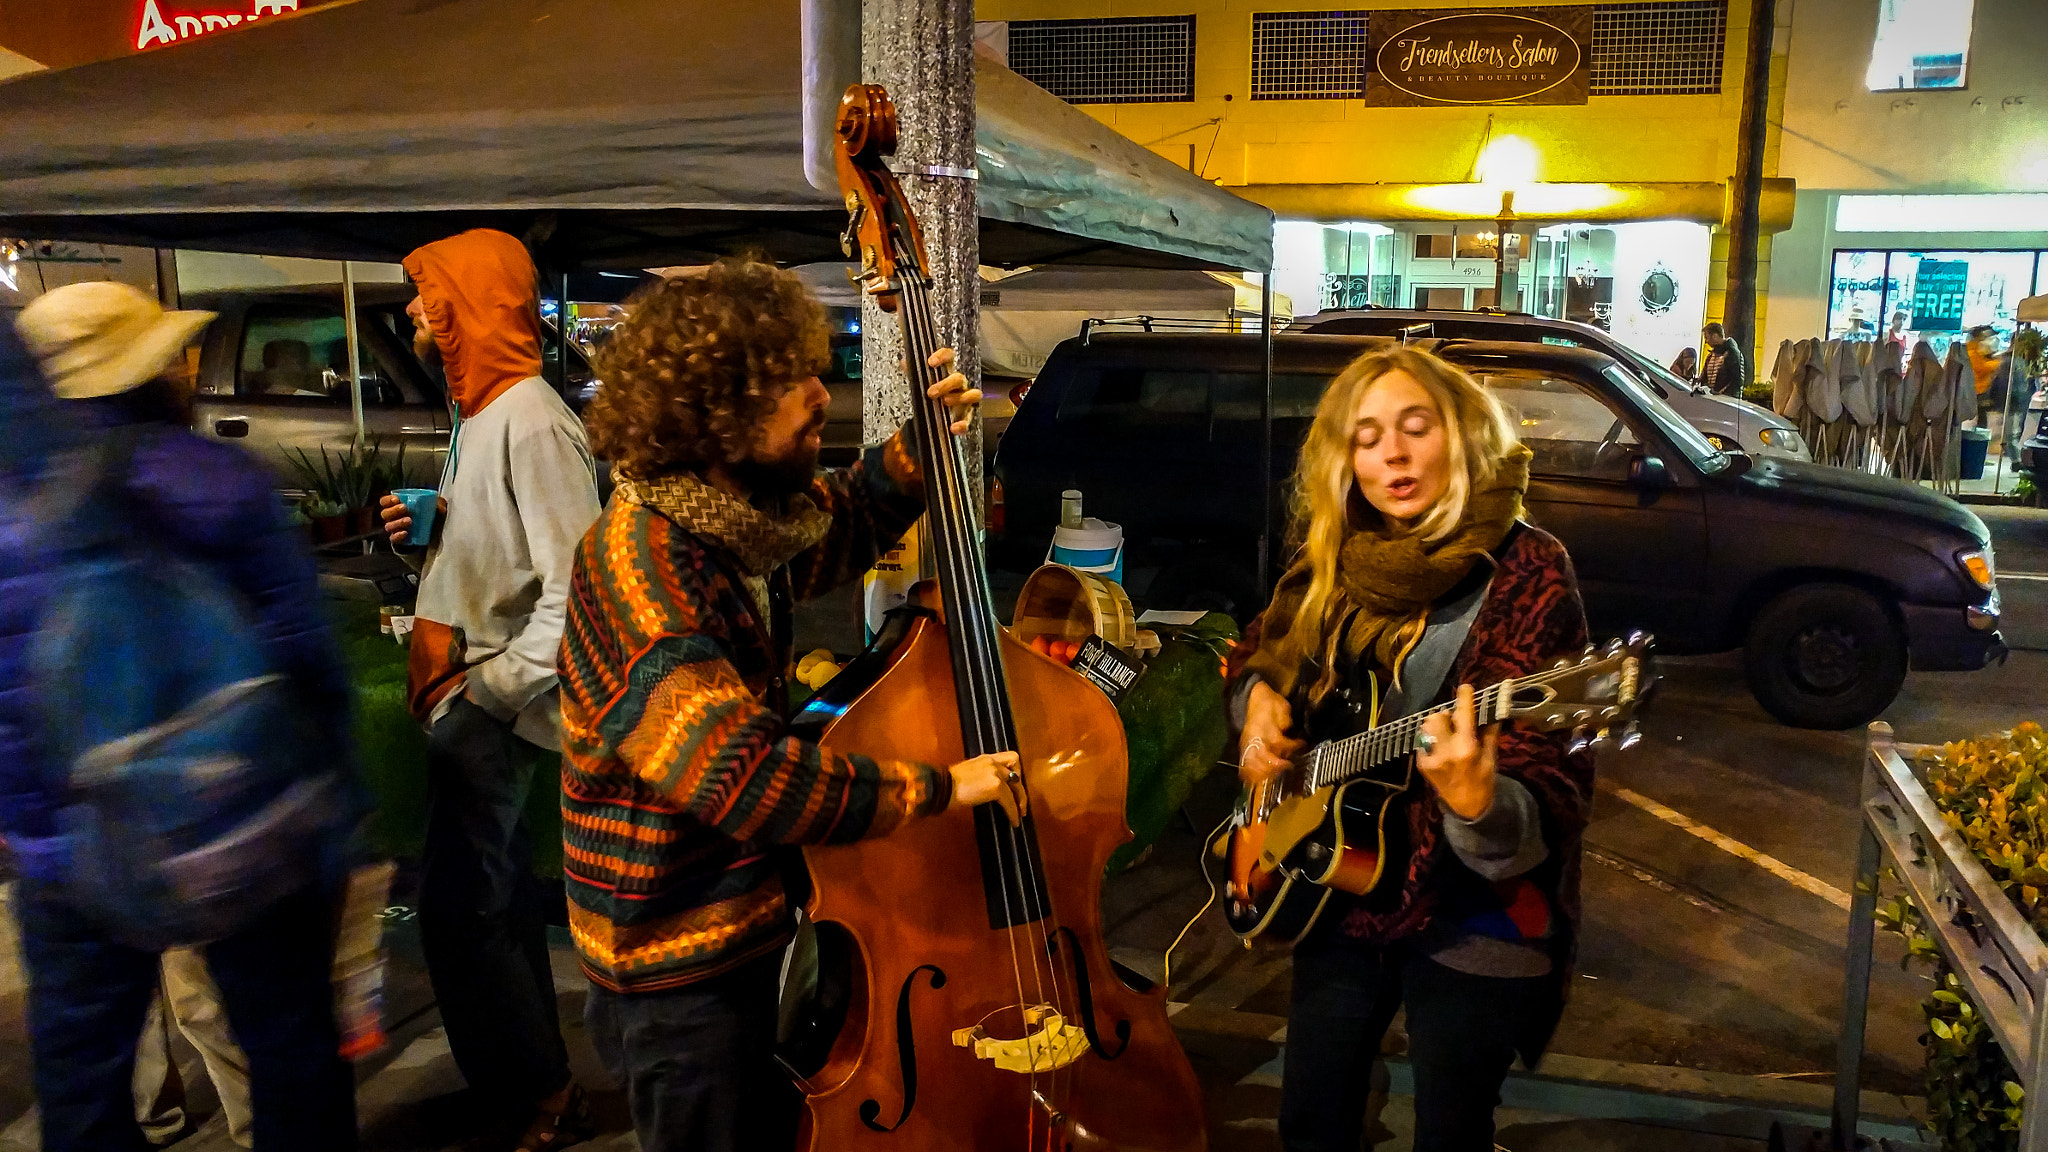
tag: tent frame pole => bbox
[1259,270,1274,593]
[342,259,365,451]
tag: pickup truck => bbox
[188,283,597,484]
[994,332,2005,728]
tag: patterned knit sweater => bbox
[559,438,950,994]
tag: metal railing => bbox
[1836,721,2048,1149]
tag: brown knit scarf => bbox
[614,468,830,618]
[1246,446,1531,702]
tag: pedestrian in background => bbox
[1669,346,1697,382]
[1700,322,1748,397]
[378,230,600,1151]
[2,283,357,1152]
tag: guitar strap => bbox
[1376,572,1493,723]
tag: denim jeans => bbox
[19,883,354,1152]
[418,696,570,1113]
[1279,935,1552,1152]
[584,949,800,1152]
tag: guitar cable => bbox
[1164,806,1239,993]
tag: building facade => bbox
[977,0,1793,367]
[1764,0,2048,360]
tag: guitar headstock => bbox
[1503,631,1656,755]
[833,84,929,313]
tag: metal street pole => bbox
[1494,190,1516,310]
[1724,0,1778,366]
[862,0,982,526]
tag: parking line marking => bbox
[1605,785,1851,910]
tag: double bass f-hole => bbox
[859,965,946,1133]
[1047,927,1131,1060]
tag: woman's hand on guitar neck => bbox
[1415,683,1502,821]
[1238,681,1304,787]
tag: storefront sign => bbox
[1367,7,1590,107]
[1911,259,1969,332]
[136,0,297,51]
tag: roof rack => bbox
[1077,315,1278,345]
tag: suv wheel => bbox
[1742,583,1907,729]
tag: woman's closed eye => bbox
[1354,422,1383,449]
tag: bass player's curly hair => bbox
[585,259,831,479]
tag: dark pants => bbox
[19,884,354,1152]
[584,949,800,1152]
[1280,937,1551,1152]
[418,697,570,1112]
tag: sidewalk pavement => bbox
[0,887,1927,1152]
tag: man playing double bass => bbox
[557,259,1022,1152]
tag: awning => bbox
[0,0,1271,272]
[2019,295,2048,323]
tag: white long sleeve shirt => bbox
[415,376,599,747]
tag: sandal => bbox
[511,1084,596,1152]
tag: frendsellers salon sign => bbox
[1366,7,1591,106]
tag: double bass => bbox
[781,85,1207,1151]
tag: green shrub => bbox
[1875,723,2048,1149]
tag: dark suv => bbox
[993,333,2005,728]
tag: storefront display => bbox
[1276,218,1710,368]
[1826,248,2043,352]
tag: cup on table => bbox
[389,488,440,548]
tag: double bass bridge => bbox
[951,1004,1090,1074]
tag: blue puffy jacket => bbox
[0,323,354,885]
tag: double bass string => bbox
[897,268,1070,1085]
[900,272,1082,1107]
[901,270,1084,1107]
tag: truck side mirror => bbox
[1628,454,1671,487]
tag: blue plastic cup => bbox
[390,488,439,548]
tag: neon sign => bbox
[136,0,298,51]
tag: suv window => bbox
[238,305,401,406]
[1057,367,1331,433]
[1473,370,1639,482]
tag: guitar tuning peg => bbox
[1567,727,1591,756]
[1619,723,1643,751]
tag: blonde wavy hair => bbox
[1277,345,1521,665]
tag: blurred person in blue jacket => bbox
[0,282,357,1152]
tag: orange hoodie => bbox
[402,229,544,418]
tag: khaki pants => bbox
[133,949,254,1148]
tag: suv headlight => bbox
[1758,426,1805,455]
[1958,548,1997,591]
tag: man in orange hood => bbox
[380,229,600,1148]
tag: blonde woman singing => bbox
[1228,346,1595,1152]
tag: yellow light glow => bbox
[1476,135,1541,191]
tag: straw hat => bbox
[15,282,216,400]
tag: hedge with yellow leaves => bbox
[1873,723,2048,1150]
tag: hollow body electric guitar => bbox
[1222,634,1654,944]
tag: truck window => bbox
[238,305,399,406]
[1473,370,1639,482]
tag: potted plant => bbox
[288,441,399,538]
[306,499,349,543]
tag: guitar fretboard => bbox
[1306,679,1515,790]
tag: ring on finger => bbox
[1005,768,1021,783]
[1415,731,1438,755]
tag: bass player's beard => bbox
[733,434,822,499]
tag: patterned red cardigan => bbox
[1227,522,1596,952]
[557,438,949,995]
